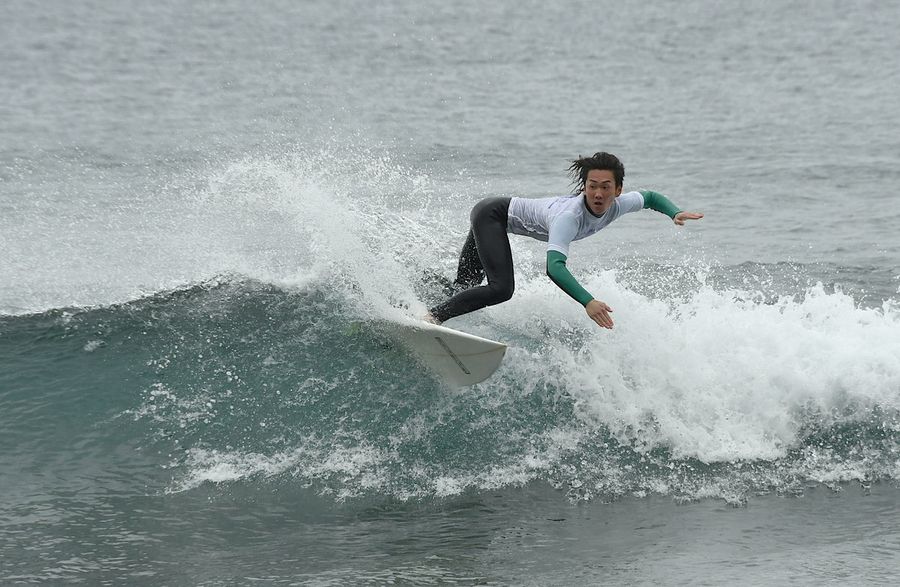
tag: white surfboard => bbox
[379,317,506,386]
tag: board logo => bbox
[433,336,471,374]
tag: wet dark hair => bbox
[568,152,625,193]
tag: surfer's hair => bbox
[568,152,625,193]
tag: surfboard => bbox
[379,317,506,386]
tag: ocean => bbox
[2,0,899,584]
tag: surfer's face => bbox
[583,169,622,215]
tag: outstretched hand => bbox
[674,211,704,225]
[585,299,614,329]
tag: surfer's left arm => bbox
[639,190,704,225]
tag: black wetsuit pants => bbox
[429,197,514,323]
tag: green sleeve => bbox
[546,250,594,306]
[639,190,682,219]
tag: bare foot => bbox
[422,312,441,325]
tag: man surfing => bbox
[427,152,703,329]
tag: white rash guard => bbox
[506,191,646,256]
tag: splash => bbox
[0,142,473,316]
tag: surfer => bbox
[427,152,703,329]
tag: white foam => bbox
[493,270,900,464]
[174,438,396,499]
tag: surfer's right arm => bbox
[546,251,614,329]
[545,214,614,329]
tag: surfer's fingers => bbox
[674,211,704,225]
[592,312,614,329]
[586,300,614,329]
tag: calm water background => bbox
[2,0,899,584]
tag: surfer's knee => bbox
[488,282,514,304]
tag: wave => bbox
[3,267,898,505]
[3,148,898,503]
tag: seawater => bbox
[2,0,899,584]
